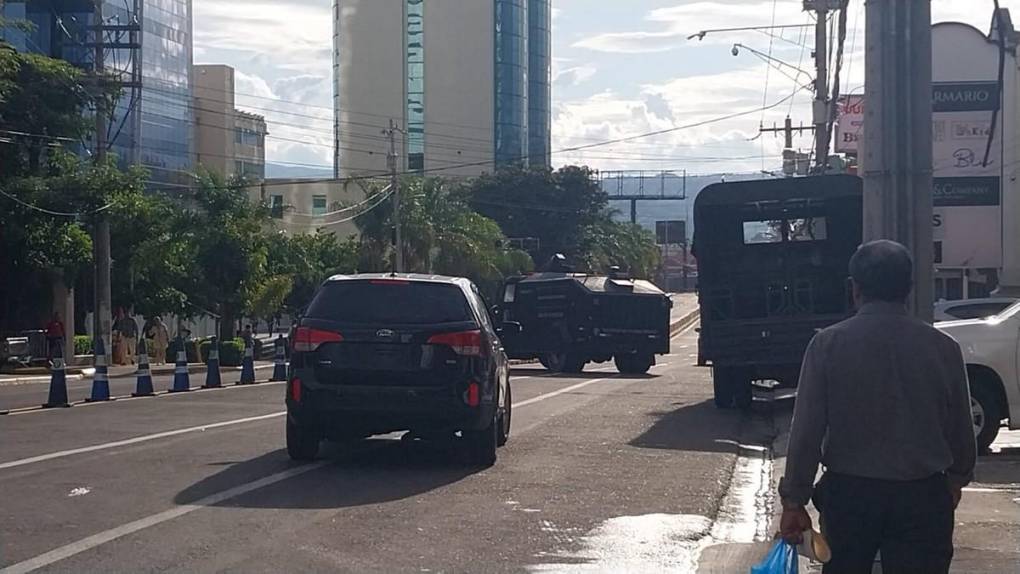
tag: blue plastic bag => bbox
[750,540,799,574]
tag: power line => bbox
[0,187,116,217]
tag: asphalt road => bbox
[0,325,780,573]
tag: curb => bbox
[670,307,700,336]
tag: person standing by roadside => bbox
[779,240,976,573]
[148,315,170,365]
[116,311,139,365]
[45,312,65,362]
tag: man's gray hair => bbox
[849,240,913,303]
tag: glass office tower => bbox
[527,0,551,168]
[1,0,193,185]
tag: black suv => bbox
[286,274,513,466]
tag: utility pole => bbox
[862,0,934,321]
[384,120,403,273]
[92,0,112,363]
[804,0,835,170]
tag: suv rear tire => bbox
[497,383,512,447]
[463,418,498,467]
[970,380,1003,453]
[287,417,320,461]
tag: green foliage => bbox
[578,221,662,279]
[265,231,360,314]
[199,338,245,367]
[73,335,93,356]
[355,177,534,298]
[0,44,120,176]
[246,274,293,325]
[175,171,272,339]
[465,166,610,264]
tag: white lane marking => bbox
[0,461,328,574]
[963,486,1020,493]
[0,412,286,471]
[514,378,610,409]
[67,487,91,497]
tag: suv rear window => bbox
[306,281,474,325]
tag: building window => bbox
[235,160,265,180]
[235,126,262,147]
[270,194,284,219]
[406,0,425,172]
[312,195,328,216]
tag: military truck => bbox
[693,175,863,408]
[496,260,672,374]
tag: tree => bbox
[246,275,293,333]
[176,171,272,340]
[265,231,360,315]
[355,176,533,298]
[0,41,120,176]
[578,220,661,279]
[464,166,609,264]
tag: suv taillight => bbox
[428,330,484,356]
[293,327,343,352]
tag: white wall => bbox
[931,23,1006,271]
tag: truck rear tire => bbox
[543,352,586,373]
[713,367,752,410]
[615,353,654,375]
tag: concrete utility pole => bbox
[93,0,113,362]
[805,0,833,170]
[384,120,403,273]
[862,0,935,322]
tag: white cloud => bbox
[575,1,804,53]
[554,64,598,86]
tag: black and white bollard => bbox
[271,335,287,382]
[43,345,71,408]
[202,337,222,389]
[132,338,155,397]
[169,337,191,393]
[85,336,112,402]
[238,340,256,385]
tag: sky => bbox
[192,0,1020,176]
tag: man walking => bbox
[779,240,976,573]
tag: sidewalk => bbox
[0,361,275,386]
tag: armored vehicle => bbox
[693,175,863,408]
[496,259,672,375]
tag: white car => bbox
[934,297,1017,322]
[937,301,1020,451]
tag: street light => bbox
[731,43,815,85]
[687,23,812,42]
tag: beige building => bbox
[249,178,383,238]
[193,64,268,180]
[332,0,551,178]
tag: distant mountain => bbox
[265,163,334,180]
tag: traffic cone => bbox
[271,335,287,382]
[238,340,256,385]
[202,337,222,389]
[42,344,71,408]
[132,338,155,397]
[169,337,191,393]
[85,336,112,402]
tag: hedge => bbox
[199,338,246,367]
[73,335,93,356]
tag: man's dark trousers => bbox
[814,472,955,574]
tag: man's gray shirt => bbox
[779,302,977,506]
